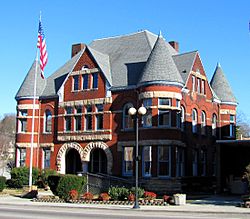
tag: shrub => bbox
[81,192,94,200]
[130,187,145,199]
[10,167,39,188]
[56,174,86,201]
[144,191,157,200]
[0,176,6,192]
[108,186,129,200]
[69,189,78,200]
[99,192,110,201]
[48,175,62,196]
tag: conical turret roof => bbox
[137,33,184,86]
[210,63,237,103]
[15,60,46,100]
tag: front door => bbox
[66,148,82,174]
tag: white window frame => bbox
[142,146,152,177]
[192,109,198,133]
[201,111,206,135]
[212,114,217,136]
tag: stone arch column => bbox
[56,142,85,174]
[82,142,113,174]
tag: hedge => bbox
[49,174,86,200]
[0,176,6,192]
[9,167,39,188]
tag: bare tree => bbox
[0,113,16,175]
[236,110,250,139]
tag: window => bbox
[123,147,133,176]
[201,149,207,176]
[212,151,216,176]
[201,80,205,94]
[142,146,152,177]
[192,76,196,92]
[44,110,52,133]
[123,103,134,129]
[176,112,181,128]
[201,111,206,135]
[18,109,28,133]
[212,114,217,136]
[92,73,98,89]
[82,74,88,90]
[176,148,185,177]
[43,148,51,169]
[197,78,200,93]
[142,99,152,127]
[17,148,26,167]
[85,106,92,130]
[176,99,180,108]
[96,104,103,130]
[65,107,72,132]
[74,106,82,131]
[230,115,235,137]
[192,149,198,176]
[192,109,198,133]
[73,75,79,91]
[158,146,171,177]
[158,110,171,127]
[159,98,171,106]
[180,106,185,131]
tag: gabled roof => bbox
[15,60,46,100]
[173,51,197,83]
[87,46,112,85]
[89,30,178,88]
[41,49,84,97]
[137,34,184,86]
[210,63,237,104]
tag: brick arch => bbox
[82,142,113,174]
[56,142,85,174]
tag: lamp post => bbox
[128,106,147,209]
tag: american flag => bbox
[37,19,48,79]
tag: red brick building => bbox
[15,30,237,193]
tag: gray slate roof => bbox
[138,34,184,86]
[15,60,46,100]
[41,49,84,97]
[210,63,237,103]
[90,30,178,88]
[173,51,197,83]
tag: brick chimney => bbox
[169,41,179,53]
[71,43,85,57]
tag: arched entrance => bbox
[66,148,82,174]
[88,148,107,174]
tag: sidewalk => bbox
[0,194,249,214]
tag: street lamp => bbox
[128,106,147,209]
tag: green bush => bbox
[56,175,86,200]
[10,167,39,188]
[48,175,62,195]
[130,187,145,199]
[0,176,6,192]
[108,186,129,200]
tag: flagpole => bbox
[28,39,39,191]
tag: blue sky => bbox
[1,0,250,119]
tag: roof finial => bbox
[217,62,221,68]
[159,30,163,38]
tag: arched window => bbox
[180,106,185,131]
[212,114,217,136]
[201,111,206,135]
[123,103,134,129]
[192,109,198,133]
[45,110,52,133]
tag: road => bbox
[0,204,249,219]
